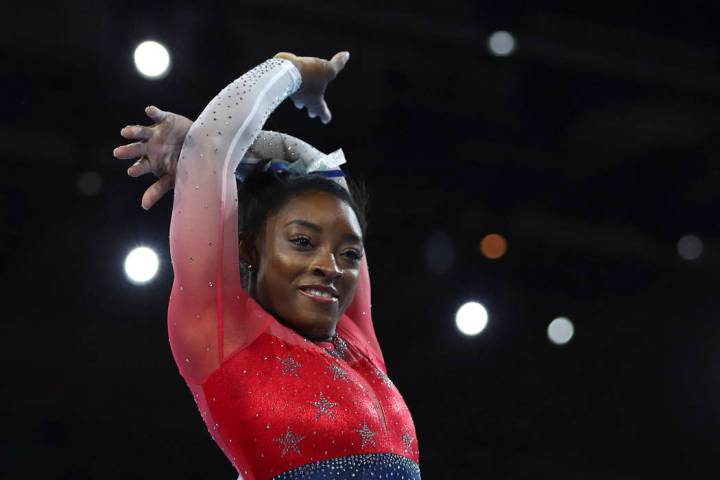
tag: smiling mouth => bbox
[298,286,339,304]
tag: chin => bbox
[292,315,338,341]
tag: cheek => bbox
[260,252,304,296]
[340,270,360,309]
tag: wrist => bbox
[273,52,305,78]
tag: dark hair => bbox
[238,160,368,239]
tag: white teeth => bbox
[304,288,334,299]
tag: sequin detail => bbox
[272,453,421,479]
[326,363,349,382]
[325,334,349,360]
[355,422,377,448]
[277,355,302,377]
[401,431,415,453]
[375,367,393,386]
[274,426,305,458]
[308,392,337,420]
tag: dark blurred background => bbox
[3,1,720,478]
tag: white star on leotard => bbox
[308,392,337,420]
[401,431,415,453]
[326,363,349,382]
[355,422,377,448]
[274,426,304,457]
[325,334,349,360]
[277,355,302,377]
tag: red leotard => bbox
[167,58,420,479]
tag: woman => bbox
[114,52,420,479]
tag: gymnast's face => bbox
[253,191,364,340]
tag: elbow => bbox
[185,122,223,152]
[178,123,224,174]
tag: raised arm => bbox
[167,58,304,382]
[115,53,352,382]
[168,53,350,383]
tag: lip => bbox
[298,284,340,305]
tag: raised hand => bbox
[274,51,350,124]
[113,106,192,210]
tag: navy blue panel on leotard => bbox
[272,453,421,479]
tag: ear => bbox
[238,233,259,267]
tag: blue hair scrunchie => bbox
[235,147,347,182]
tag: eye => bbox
[342,249,363,263]
[290,236,313,249]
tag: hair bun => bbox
[240,159,286,197]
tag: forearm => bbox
[168,58,302,381]
[171,58,302,287]
[249,130,326,162]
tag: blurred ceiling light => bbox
[487,30,516,56]
[134,40,171,79]
[455,301,488,336]
[124,246,159,284]
[677,234,703,260]
[547,317,574,345]
[480,233,508,259]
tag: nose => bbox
[313,250,342,282]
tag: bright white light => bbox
[133,40,171,79]
[455,302,488,336]
[124,247,159,284]
[487,30,516,56]
[547,317,574,345]
[677,234,703,260]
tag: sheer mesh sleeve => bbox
[234,132,385,368]
[343,255,384,370]
[233,130,326,181]
[167,59,302,383]
[250,130,326,162]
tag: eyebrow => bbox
[285,219,363,244]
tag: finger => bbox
[274,52,297,62]
[120,125,153,141]
[127,157,153,178]
[142,175,174,210]
[330,51,350,74]
[145,105,167,123]
[318,99,332,124]
[292,97,305,110]
[113,142,147,160]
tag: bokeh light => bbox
[455,302,488,336]
[124,246,159,284]
[133,40,171,79]
[480,233,508,259]
[677,234,703,260]
[487,30,516,56]
[547,317,574,345]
